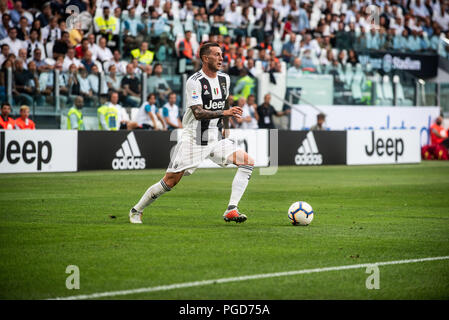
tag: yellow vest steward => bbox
[97,105,118,131]
[67,107,84,130]
[233,76,255,101]
[131,48,154,65]
[95,15,117,33]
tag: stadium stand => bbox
[0,0,448,129]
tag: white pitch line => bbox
[51,255,449,300]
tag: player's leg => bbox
[224,149,255,223]
[129,171,184,224]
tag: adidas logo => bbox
[295,131,323,165]
[112,132,146,170]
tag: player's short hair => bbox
[199,42,220,61]
[1,102,11,109]
[317,113,326,120]
[147,93,156,100]
[20,105,29,112]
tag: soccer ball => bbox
[288,201,314,226]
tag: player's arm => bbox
[190,104,242,120]
[148,111,158,130]
[222,99,230,138]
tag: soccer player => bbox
[129,42,254,224]
[15,105,36,129]
[0,102,15,129]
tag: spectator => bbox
[108,90,139,130]
[178,30,200,69]
[17,16,30,41]
[0,14,12,40]
[96,37,113,64]
[433,3,449,31]
[94,3,118,42]
[281,33,298,64]
[120,63,141,108]
[67,95,84,130]
[87,33,99,61]
[36,2,52,28]
[131,41,154,66]
[104,49,127,74]
[0,44,9,66]
[75,37,89,59]
[52,31,70,59]
[430,115,449,147]
[0,102,15,129]
[228,57,245,76]
[301,49,317,72]
[66,63,81,98]
[0,27,26,56]
[17,48,28,69]
[224,2,242,30]
[423,115,449,160]
[63,47,82,71]
[105,64,121,93]
[10,1,32,27]
[41,16,61,44]
[14,105,35,129]
[310,113,327,131]
[136,93,166,130]
[236,97,259,129]
[122,6,144,51]
[180,0,196,21]
[26,29,46,59]
[233,68,255,101]
[80,50,95,72]
[13,59,35,106]
[88,64,107,99]
[161,92,182,130]
[77,67,94,105]
[256,93,289,129]
[148,63,171,106]
[287,57,303,77]
[40,61,69,107]
[68,21,83,47]
[208,0,224,17]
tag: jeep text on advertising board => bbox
[0,131,52,170]
[0,130,77,173]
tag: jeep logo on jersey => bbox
[204,100,225,110]
[0,131,52,170]
[112,132,146,170]
[295,131,323,165]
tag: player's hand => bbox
[224,106,243,119]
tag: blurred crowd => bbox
[0,0,448,130]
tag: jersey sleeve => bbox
[162,106,169,117]
[185,77,202,108]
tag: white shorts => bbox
[167,138,242,176]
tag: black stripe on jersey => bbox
[190,71,202,81]
[197,77,212,146]
[216,75,228,137]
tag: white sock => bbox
[134,179,171,212]
[228,165,253,209]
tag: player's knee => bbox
[241,156,255,167]
[163,173,183,189]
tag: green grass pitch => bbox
[0,162,448,300]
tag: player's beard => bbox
[208,60,220,73]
